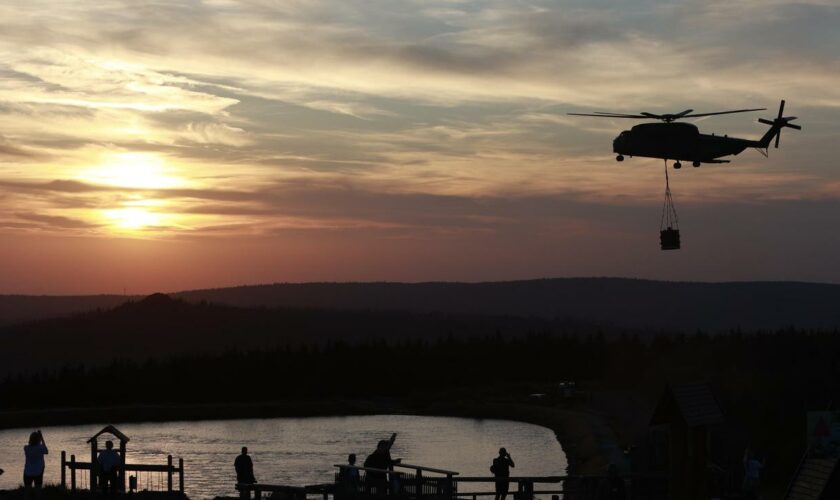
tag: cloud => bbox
[0,0,837,286]
[15,212,99,229]
[0,138,37,158]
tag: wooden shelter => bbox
[88,425,129,492]
[650,383,724,500]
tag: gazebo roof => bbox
[87,425,130,443]
[650,383,724,427]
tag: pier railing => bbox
[61,450,184,494]
[335,463,459,499]
[237,465,667,500]
[455,474,667,500]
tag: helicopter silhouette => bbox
[569,100,800,168]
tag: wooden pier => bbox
[236,463,667,500]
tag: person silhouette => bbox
[23,431,48,500]
[98,440,121,497]
[235,447,257,485]
[364,434,400,496]
[338,454,360,498]
[742,448,765,499]
[491,447,514,500]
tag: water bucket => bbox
[660,228,680,250]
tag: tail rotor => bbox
[758,100,801,148]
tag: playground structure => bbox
[60,425,185,494]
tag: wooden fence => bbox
[61,450,184,494]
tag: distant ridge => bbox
[2,278,840,330]
[172,278,840,331]
[0,294,139,326]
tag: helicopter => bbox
[568,100,800,168]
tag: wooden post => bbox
[61,451,66,489]
[90,438,98,491]
[443,474,453,500]
[120,439,127,492]
[179,458,185,494]
[523,480,534,500]
[70,455,77,492]
[416,469,423,499]
[167,455,174,492]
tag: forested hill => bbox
[0,294,139,326]
[3,278,840,330]
[174,278,840,331]
[0,293,589,376]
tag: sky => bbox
[1,0,839,294]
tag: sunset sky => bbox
[1,0,839,294]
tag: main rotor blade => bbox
[778,100,785,119]
[567,113,649,119]
[786,123,802,130]
[775,131,781,148]
[672,109,694,118]
[682,108,766,118]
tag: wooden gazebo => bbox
[650,383,724,500]
[88,425,129,492]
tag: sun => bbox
[73,152,190,234]
[102,207,164,230]
[81,152,184,189]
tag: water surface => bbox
[0,415,566,498]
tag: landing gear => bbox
[693,161,701,168]
[673,161,682,169]
[616,155,624,162]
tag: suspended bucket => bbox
[659,162,681,251]
[660,227,680,250]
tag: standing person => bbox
[338,454,360,499]
[98,440,121,497]
[490,448,515,500]
[235,447,257,485]
[364,434,400,496]
[742,448,765,499]
[23,431,48,500]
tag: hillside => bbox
[3,278,840,330]
[0,293,581,376]
[0,294,139,326]
[174,278,840,331]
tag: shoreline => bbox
[0,399,619,477]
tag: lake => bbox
[0,415,567,498]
